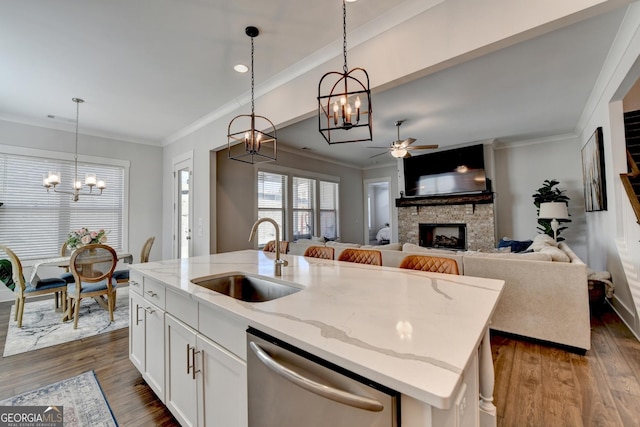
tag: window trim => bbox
[256,165,340,242]
[0,143,130,261]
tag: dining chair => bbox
[399,255,460,275]
[66,243,118,329]
[337,248,382,266]
[113,236,155,284]
[263,240,289,254]
[303,245,335,260]
[0,244,68,328]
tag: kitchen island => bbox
[128,250,504,427]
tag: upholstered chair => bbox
[303,245,335,260]
[337,248,382,266]
[66,243,118,329]
[399,255,460,275]
[0,244,68,328]
[263,240,289,254]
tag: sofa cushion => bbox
[402,243,456,255]
[361,243,402,251]
[463,251,553,261]
[326,241,360,248]
[539,246,571,262]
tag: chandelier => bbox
[317,0,372,144]
[42,98,106,202]
[227,26,277,164]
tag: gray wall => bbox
[215,148,364,253]
[493,137,587,261]
[0,120,163,262]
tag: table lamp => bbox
[538,202,569,241]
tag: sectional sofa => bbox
[289,236,590,352]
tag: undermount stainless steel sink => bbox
[191,274,301,302]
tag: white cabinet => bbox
[129,289,165,401]
[165,313,248,427]
[165,314,198,426]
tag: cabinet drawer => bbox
[143,277,166,309]
[166,288,198,330]
[198,304,247,360]
[129,271,144,295]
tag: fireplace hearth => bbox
[419,223,467,250]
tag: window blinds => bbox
[0,152,125,260]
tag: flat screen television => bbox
[403,144,488,197]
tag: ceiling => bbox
[0,0,630,168]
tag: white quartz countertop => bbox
[130,250,504,409]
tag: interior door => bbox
[363,178,392,245]
[173,156,193,259]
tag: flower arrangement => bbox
[67,227,108,250]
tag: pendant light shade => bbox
[227,26,277,164]
[317,0,372,144]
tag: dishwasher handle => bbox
[249,341,384,412]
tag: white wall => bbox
[0,120,164,263]
[573,3,640,335]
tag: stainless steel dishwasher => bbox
[247,327,399,427]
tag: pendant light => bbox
[317,0,372,144]
[227,26,277,164]
[42,98,106,202]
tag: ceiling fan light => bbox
[392,148,407,158]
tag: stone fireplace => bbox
[397,193,495,251]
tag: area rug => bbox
[0,370,118,426]
[3,288,129,357]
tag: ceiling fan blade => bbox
[366,146,391,149]
[369,151,391,159]
[407,144,439,150]
[403,151,412,158]
[400,138,417,147]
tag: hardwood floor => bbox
[0,295,178,426]
[492,304,640,426]
[1,296,638,426]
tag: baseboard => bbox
[607,297,640,342]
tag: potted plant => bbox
[532,179,571,241]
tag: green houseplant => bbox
[532,179,571,241]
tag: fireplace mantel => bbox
[396,192,494,207]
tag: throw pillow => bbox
[526,234,558,252]
[498,238,533,253]
[0,259,15,291]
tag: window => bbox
[257,171,286,246]
[257,169,339,242]
[292,177,314,240]
[0,149,126,261]
[319,181,339,240]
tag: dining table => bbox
[28,251,133,320]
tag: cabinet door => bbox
[196,334,247,427]
[129,292,145,371]
[144,299,165,401]
[165,314,198,427]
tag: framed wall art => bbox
[581,127,607,211]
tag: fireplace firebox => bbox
[419,223,467,250]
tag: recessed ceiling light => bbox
[234,64,248,73]
[345,0,357,2]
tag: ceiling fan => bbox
[369,120,438,158]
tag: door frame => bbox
[363,177,393,245]
[173,152,194,259]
